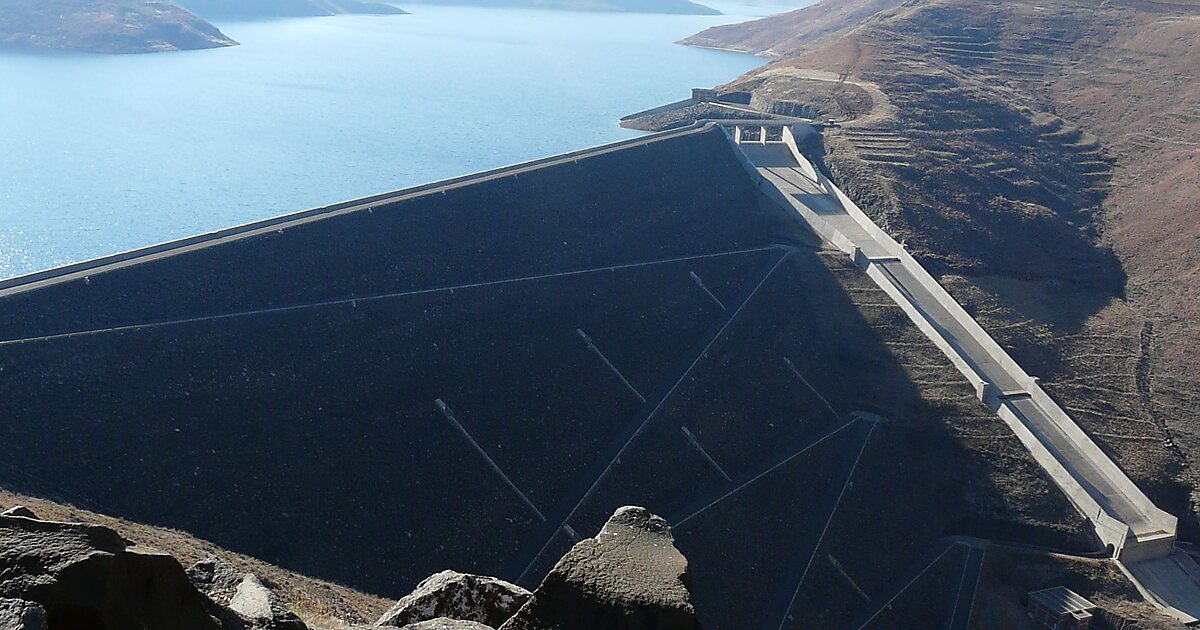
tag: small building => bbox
[1027,587,1096,630]
[691,88,719,103]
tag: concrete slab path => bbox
[1125,551,1200,623]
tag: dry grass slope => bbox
[0,488,393,628]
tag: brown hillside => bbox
[685,0,1200,537]
[0,488,392,628]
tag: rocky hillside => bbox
[0,0,236,53]
[397,0,720,15]
[0,489,391,627]
[0,501,706,630]
[174,0,407,18]
[680,0,1200,540]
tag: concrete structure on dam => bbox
[0,122,1195,627]
[722,119,1200,623]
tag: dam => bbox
[0,122,1193,627]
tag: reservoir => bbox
[0,1,792,279]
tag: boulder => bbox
[0,598,48,629]
[1,506,38,519]
[500,506,702,630]
[0,509,223,629]
[377,571,529,628]
[228,573,307,630]
[188,558,246,604]
[400,619,495,630]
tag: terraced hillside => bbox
[0,126,1127,628]
[684,0,1200,542]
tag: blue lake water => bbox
[0,2,800,279]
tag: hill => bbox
[397,0,721,15]
[678,0,1200,543]
[175,0,407,18]
[0,0,237,53]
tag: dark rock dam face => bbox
[0,127,1089,628]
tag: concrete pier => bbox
[725,121,1200,623]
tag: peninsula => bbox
[0,0,236,53]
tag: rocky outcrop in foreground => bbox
[0,505,224,628]
[0,597,47,630]
[0,504,698,629]
[0,506,307,629]
[228,574,308,629]
[500,506,701,630]
[376,506,701,630]
[400,620,495,630]
[377,571,529,628]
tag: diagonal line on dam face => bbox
[511,248,792,584]
[0,246,780,347]
[436,398,547,523]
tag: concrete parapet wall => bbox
[1119,535,1178,563]
[782,126,819,182]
